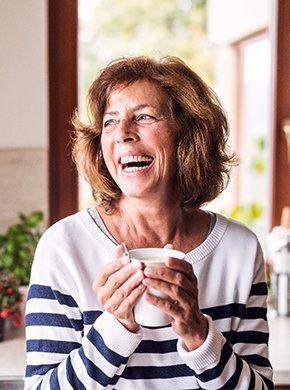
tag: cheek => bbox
[100,142,114,172]
[100,134,113,157]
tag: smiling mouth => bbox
[120,155,153,172]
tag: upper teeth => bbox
[121,156,153,164]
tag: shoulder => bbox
[216,212,258,238]
[214,213,262,254]
[36,209,91,250]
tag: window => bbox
[236,35,272,245]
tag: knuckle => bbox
[92,280,98,293]
[172,284,182,297]
[97,290,106,305]
[175,272,184,285]
[114,288,126,301]
[121,300,131,313]
[107,274,119,289]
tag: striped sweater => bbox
[25,208,273,389]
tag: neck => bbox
[98,197,209,252]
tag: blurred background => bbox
[2,0,289,250]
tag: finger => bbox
[107,261,142,295]
[109,270,145,312]
[143,274,196,303]
[95,260,143,304]
[165,257,194,278]
[144,260,195,285]
[93,247,131,289]
[93,260,123,290]
[115,243,127,258]
[143,264,198,304]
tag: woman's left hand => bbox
[142,254,208,351]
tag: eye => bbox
[103,119,118,129]
[136,113,157,123]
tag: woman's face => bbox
[101,79,180,200]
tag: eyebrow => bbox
[103,104,155,117]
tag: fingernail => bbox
[131,260,141,269]
[121,255,130,265]
[135,270,143,279]
[144,266,153,276]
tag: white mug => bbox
[129,248,185,327]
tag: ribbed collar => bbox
[76,208,229,264]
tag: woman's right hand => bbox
[92,245,146,332]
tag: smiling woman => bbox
[98,78,179,203]
[24,55,273,389]
[72,56,233,214]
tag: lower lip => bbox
[122,163,153,174]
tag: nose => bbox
[116,119,138,143]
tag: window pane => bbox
[239,37,272,245]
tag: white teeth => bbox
[120,155,153,164]
[124,166,148,172]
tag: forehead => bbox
[105,79,169,109]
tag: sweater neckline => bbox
[77,207,229,264]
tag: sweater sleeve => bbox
[24,224,142,389]
[177,244,274,389]
[25,279,142,389]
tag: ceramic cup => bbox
[129,248,185,327]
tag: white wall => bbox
[0,0,48,148]
[207,0,272,45]
[0,0,48,230]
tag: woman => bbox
[25,56,273,389]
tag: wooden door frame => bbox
[48,0,78,226]
[271,0,290,228]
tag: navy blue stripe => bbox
[83,310,102,325]
[222,330,268,345]
[122,363,193,380]
[28,284,54,300]
[249,368,256,390]
[87,326,128,367]
[243,307,267,320]
[28,284,78,307]
[78,347,113,387]
[258,373,274,389]
[27,339,81,354]
[109,373,122,387]
[26,313,83,332]
[202,303,245,320]
[241,354,272,368]
[49,365,60,390]
[202,298,267,322]
[26,363,59,377]
[222,353,243,389]
[196,341,232,382]
[66,355,86,390]
[250,282,268,296]
[135,339,177,353]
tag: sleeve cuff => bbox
[94,311,143,357]
[177,315,226,371]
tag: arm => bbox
[25,246,143,389]
[143,244,273,389]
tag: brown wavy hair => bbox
[72,55,237,213]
